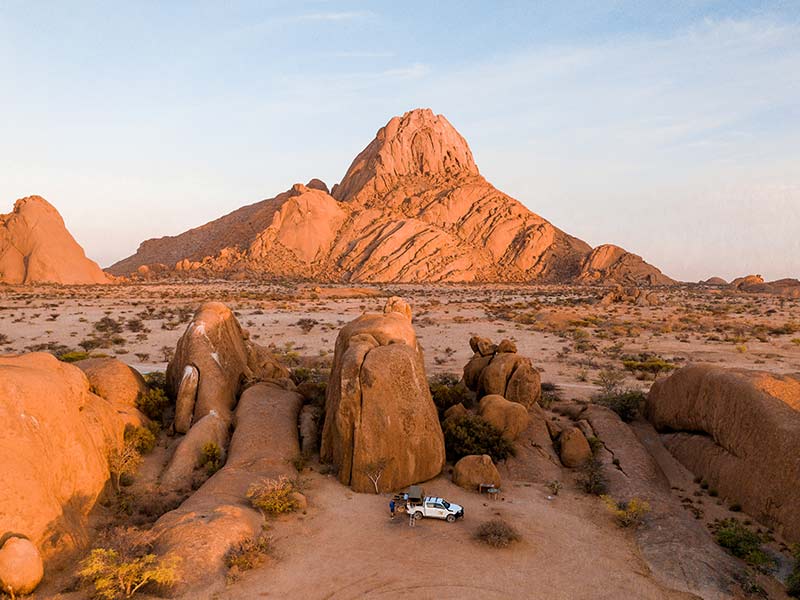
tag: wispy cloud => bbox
[292,11,373,22]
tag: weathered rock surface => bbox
[462,338,541,407]
[109,109,668,284]
[701,276,728,285]
[584,405,741,599]
[478,394,530,441]
[160,410,230,491]
[75,357,149,427]
[647,364,800,542]
[0,537,44,596]
[167,302,288,430]
[730,274,764,289]
[599,284,661,307]
[578,244,675,286]
[0,353,124,559]
[321,297,445,492]
[733,276,800,298]
[154,382,303,594]
[0,196,109,284]
[452,455,501,490]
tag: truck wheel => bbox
[414,512,423,520]
[446,514,455,523]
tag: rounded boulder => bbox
[453,454,501,490]
[0,537,44,595]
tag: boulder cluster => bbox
[463,336,541,407]
[599,284,661,307]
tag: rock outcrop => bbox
[730,274,764,289]
[732,276,800,298]
[320,297,445,492]
[647,365,800,542]
[463,337,541,407]
[75,357,149,428]
[701,276,728,285]
[109,109,669,284]
[478,395,530,441]
[578,244,675,286]
[0,353,125,560]
[0,196,109,284]
[154,382,303,594]
[167,302,288,431]
[599,284,661,307]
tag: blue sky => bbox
[1,1,798,281]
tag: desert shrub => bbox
[442,414,515,463]
[712,519,773,570]
[199,442,223,475]
[474,519,521,548]
[124,425,156,454]
[225,534,271,583]
[108,441,143,493]
[79,527,178,599]
[289,452,309,472]
[295,318,318,333]
[94,316,123,334]
[787,544,800,597]
[546,480,562,496]
[621,353,677,378]
[578,456,608,496]
[595,368,626,396]
[540,382,561,408]
[594,390,645,422]
[602,495,650,527]
[247,476,299,517]
[59,350,92,363]
[429,373,471,415]
[135,387,170,422]
[143,371,166,390]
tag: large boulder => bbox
[452,455,501,490]
[478,395,529,441]
[75,357,149,428]
[462,338,541,407]
[0,353,125,559]
[160,410,230,491]
[167,302,288,432]
[321,297,445,493]
[0,537,44,596]
[647,365,800,543]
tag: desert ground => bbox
[1,281,799,599]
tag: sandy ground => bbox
[218,470,691,600]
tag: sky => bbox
[1,0,798,281]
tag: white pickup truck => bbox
[405,496,464,523]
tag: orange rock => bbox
[578,244,674,286]
[452,455,501,490]
[0,537,43,595]
[0,196,109,284]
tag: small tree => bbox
[108,442,142,493]
[595,369,625,396]
[79,527,179,599]
[247,476,299,517]
[361,458,391,494]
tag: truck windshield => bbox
[441,500,450,509]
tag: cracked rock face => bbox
[107,108,638,284]
[320,297,445,493]
[462,338,542,407]
[0,196,109,284]
[647,364,800,543]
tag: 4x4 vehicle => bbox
[394,486,464,523]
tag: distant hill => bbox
[0,196,109,284]
[110,108,673,285]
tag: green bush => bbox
[124,426,156,454]
[247,476,299,517]
[578,456,608,496]
[200,442,223,475]
[712,519,773,570]
[594,390,645,422]
[429,373,471,415]
[79,527,178,599]
[136,387,170,422]
[59,350,92,363]
[474,519,521,548]
[442,414,515,463]
[621,354,677,378]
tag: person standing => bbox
[389,498,396,519]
